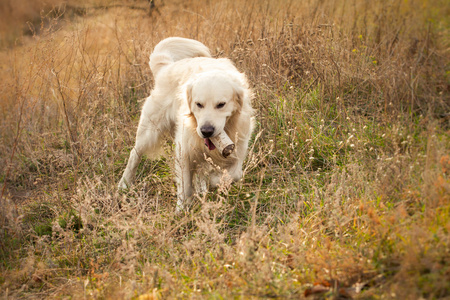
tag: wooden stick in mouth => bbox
[210,131,235,158]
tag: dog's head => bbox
[186,72,243,149]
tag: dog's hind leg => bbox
[118,101,166,190]
[118,146,141,189]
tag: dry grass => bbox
[0,0,449,298]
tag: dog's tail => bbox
[149,37,211,78]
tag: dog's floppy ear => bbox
[233,85,244,110]
[186,81,194,110]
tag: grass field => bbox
[1,0,449,298]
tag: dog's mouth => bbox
[204,138,216,151]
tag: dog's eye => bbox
[196,103,204,109]
[216,102,226,109]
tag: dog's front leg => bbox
[225,139,248,184]
[228,163,244,183]
[175,139,194,213]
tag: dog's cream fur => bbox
[118,37,254,211]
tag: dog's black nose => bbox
[200,125,215,138]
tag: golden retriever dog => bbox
[118,37,254,212]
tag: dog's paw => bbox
[118,178,129,190]
[175,199,184,214]
[231,169,243,182]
